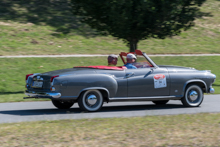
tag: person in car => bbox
[108,54,118,66]
[124,53,137,69]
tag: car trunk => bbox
[27,68,97,90]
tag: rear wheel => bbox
[181,84,204,107]
[152,100,169,105]
[78,90,103,112]
[52,100,74,109]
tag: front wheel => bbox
[181,85,204,107]
[52,100,74,109]
[78,90,103,112]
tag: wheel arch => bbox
[77,87,110,102]
[182,80,207,95]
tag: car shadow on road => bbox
[0,104,192,116]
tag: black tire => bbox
[152,100,169,105]
[181,84,204,107]
[52,100,74,109]
[78,90,103,112]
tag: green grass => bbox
[0,0,220,55]
[0,113,219,146]
[0,56,219,103]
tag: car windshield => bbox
[132,55,153,68]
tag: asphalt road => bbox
[0,94,219,124]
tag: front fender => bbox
[182,79,207,95]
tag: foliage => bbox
[71,0,207,51]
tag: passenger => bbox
[124,53,137,69]
[108,54,118,66]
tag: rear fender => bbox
[71,74,117,96]
[55,74,118,99]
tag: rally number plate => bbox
[32,81,43,88]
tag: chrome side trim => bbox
[25,90,61,98]
[109,96,180,102]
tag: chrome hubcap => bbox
[86,94,97,106]
[188,90,198,101]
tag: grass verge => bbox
[0,113,219,146]
[0,56,219,103]
[0,0,219,55]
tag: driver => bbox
[108,54,118,66]
[124,53,137,69]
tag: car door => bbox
[126,67,170,97]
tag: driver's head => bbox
[126,53,137,63]
[108,54,118,66]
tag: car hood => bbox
[158,65,197,71]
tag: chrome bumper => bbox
[209,87,215,94]
[24,90,61,99]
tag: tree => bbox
[70,0,206,52]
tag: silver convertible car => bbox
[24,50,216,112]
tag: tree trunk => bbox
[129,39,138,52]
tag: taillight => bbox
[50,75,59,82]
[26,74,33,80]
[50,87,55,91]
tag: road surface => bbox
[0,94,219,124]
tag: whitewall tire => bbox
[78,90,103,112]
[181,85,204,107]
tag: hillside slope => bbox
[0,0,219,55]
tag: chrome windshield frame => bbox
[142,52,158,68]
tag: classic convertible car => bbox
[24,50,216,112]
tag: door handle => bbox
[126,72,134,78]
[144,69,153,78]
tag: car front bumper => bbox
[24,90,61,99]
[209,87,215,93]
